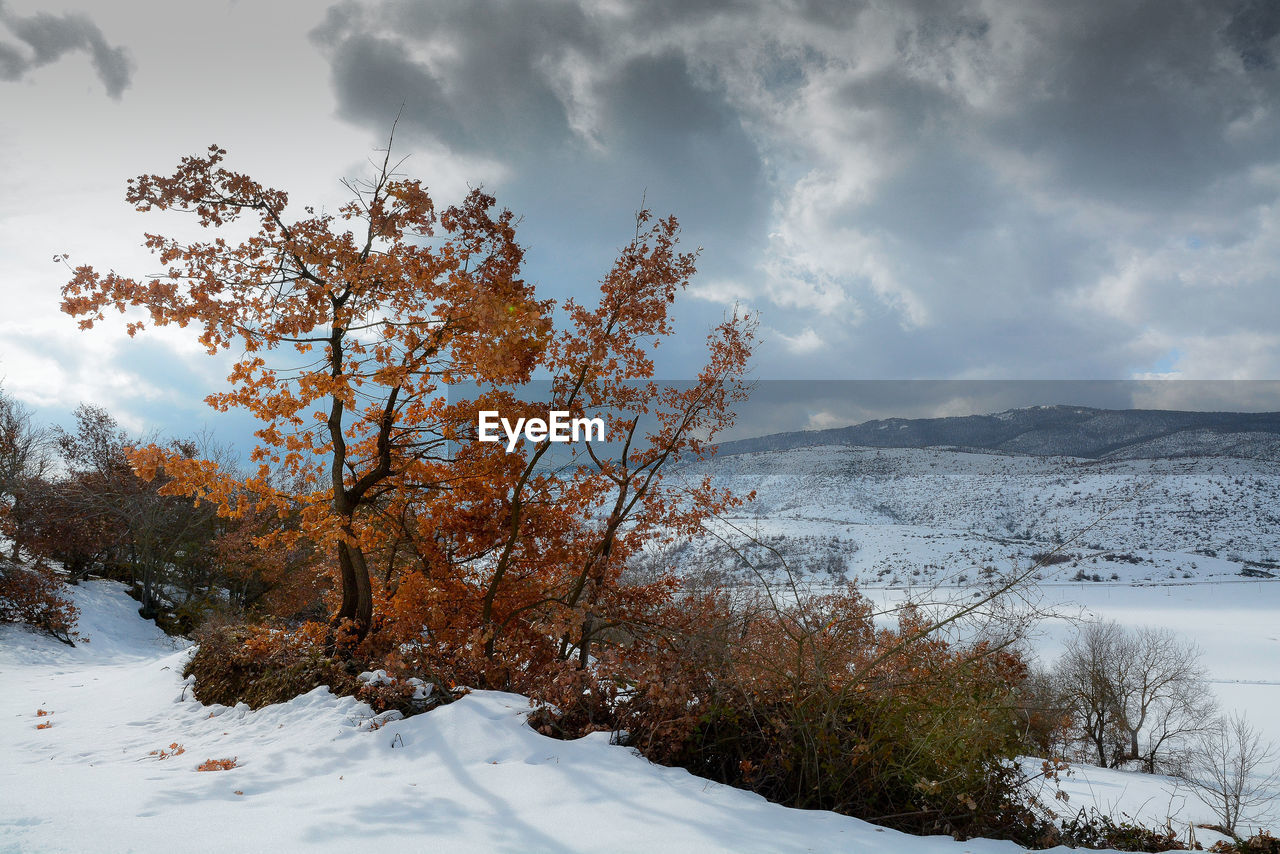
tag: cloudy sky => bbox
[3,0,1280,441]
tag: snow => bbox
[2,580,1104,854]
[1021,755,1280,849]
[668,445,1280,586]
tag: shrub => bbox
[604,586,1042,841]
[1178,712,1279,838]
[353,669,447,716]
[1212,831,1280,853]
[0,564,80,645]
[1056,808,1189,851]
[183,622,356,710]
[184,621,444,717]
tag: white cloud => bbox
[773,326,824,355]
[804,409,845,430]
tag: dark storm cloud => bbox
[312,0,769,259]
[0,2,133,98]
[313,0,592,154]
[311,0,769,271]
[974,1,1277,207]
[313,0,1280,385]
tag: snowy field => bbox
[1,580,1107,854]
[669,446,1280,586]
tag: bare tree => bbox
[1056,621,1215,771]
[1056,620,1126,766]
[1110,626,1217,773]
[1177,712,1280,837]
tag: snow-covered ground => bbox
[2,580,1103,854]
[1022,759,1232,850]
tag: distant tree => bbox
[208,468,325,620]
[1015,663,1074,758]
[0,385,51,561]
[1055,621,1214,771]
[20,475,124,582]
[1056,620,1126,766]
[1109,626,1215,773]
[20,405,222,621]
[1177,712,1280,836]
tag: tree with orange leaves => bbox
[63,137,549,645]
[384,212,756,687]
[61,137,753,667]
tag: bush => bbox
[183,621,445,716]
[601,586,1043,841]
[1055,808,1189,851]
[184,622,357,709]
[1212,831,1280,853]
[0,564,80,645]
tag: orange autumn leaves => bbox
[150,743,185,759]
[196,758,238,772]
[61,142,754,682]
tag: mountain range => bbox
[715,405,1280,460]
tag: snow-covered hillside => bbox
[1,580,1109,854]
[662,446,1280,586]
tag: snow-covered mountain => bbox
[715,405,1280,461]
[661,439,1280,587]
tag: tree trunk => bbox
[334,539,373,647]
